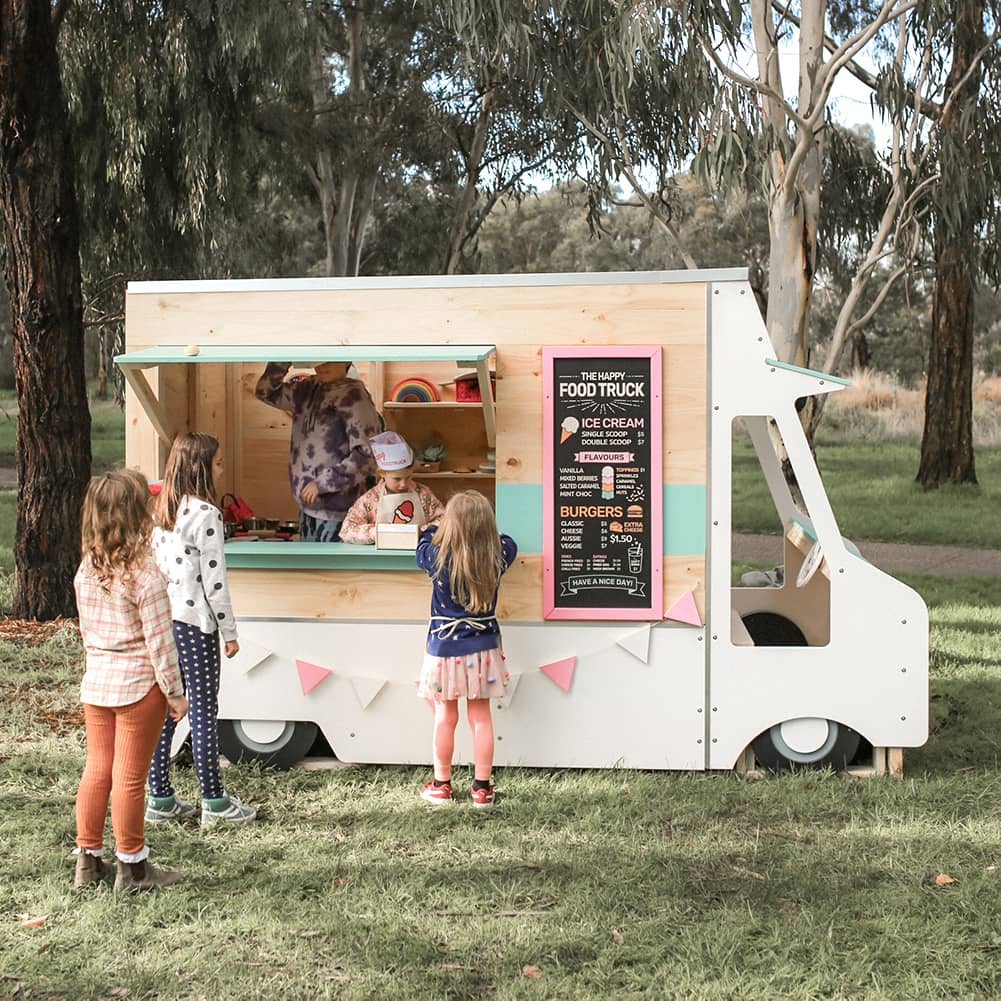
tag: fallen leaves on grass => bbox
[2,683,84,736]
[935,873,959,887]
[763,829,814,844]
[611,928,624,945]
[732,866,767,881]
[0,618,76,645]
[437,963,480,972]
[522,965,542,980]
[18,914,47,928]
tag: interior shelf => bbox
[383,401,486,409]
[413,471,495,479]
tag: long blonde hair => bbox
[155,432,219,530]
[433,492,504,614]
[80,470,153,587]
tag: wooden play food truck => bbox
[117,269,928,773]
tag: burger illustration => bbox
[609,521,624,533]
[626,504,643,519]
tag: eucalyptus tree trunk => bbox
[0,0,91,619]
[310,1,376,277]
[753,0,824,369]
[917,243,977,486]
[917,0,984,488]
[444,85,495,275]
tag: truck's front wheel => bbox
[752,717,860,771]
[217,719,318,770]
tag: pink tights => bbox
[432,698,494,782]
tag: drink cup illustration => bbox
[628,543,644,574]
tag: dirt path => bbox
[735,533,1000,578]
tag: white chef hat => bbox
[369,431,414,471]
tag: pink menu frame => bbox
[542,345,663,621]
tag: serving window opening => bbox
[116,346,498,567]
[237,357,497,524]
[730,415,830,648]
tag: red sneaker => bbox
[420,780,453,804]
[469,783,496,808]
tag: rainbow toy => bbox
[389,377,441,403]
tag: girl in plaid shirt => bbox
[74,470,188,892]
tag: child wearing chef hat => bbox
[339,431,445,544]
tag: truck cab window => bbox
[730,416,831,648]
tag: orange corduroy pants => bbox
[76,685,166,857]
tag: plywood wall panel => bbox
[229,554,704,624]
[125,282,707,349]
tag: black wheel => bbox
[752,718,861,771]
[217,719,318,770]
[741,611,807,646]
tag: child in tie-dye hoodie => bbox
[256,362,382,541]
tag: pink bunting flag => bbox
[664,589,702,626]
[540,656,576,693]
[296,658,332,695]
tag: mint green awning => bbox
[115,344,496,367]
[764,358,852,387]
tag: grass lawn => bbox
[733,437,1001,548]
[2,574,1001,1001]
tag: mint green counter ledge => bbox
[224,541,420,570]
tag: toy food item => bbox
[393,499,415,524]
[184,344,200,356]
[389,377,440,403]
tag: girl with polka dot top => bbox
[147,433,256,826]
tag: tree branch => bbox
[700,36,809,133]
[770,0,942,121]
[809,0,919,130]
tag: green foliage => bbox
[732,436,1001,547]
[60,1,307,277]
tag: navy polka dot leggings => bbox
[148,621,225,800]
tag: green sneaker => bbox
[201,795,257,826]
[145,795,198,824]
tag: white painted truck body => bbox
[119,270,928,771]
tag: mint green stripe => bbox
[224,541,419,570]
[496,483,544,553]
[495,483,706,555]
[663,484,707,554]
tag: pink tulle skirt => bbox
[417,647,510,701]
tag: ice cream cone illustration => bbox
[601,465,615,499]
[393,500,415,524]
[560,416,579,444]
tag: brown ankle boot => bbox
[74,852,106,888]
[113,858,182,893]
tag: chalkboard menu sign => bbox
[542,346,663,620]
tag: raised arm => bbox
[255,362,295,413]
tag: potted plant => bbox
[416,442,447,472]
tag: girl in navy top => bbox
[416,491,517,807]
